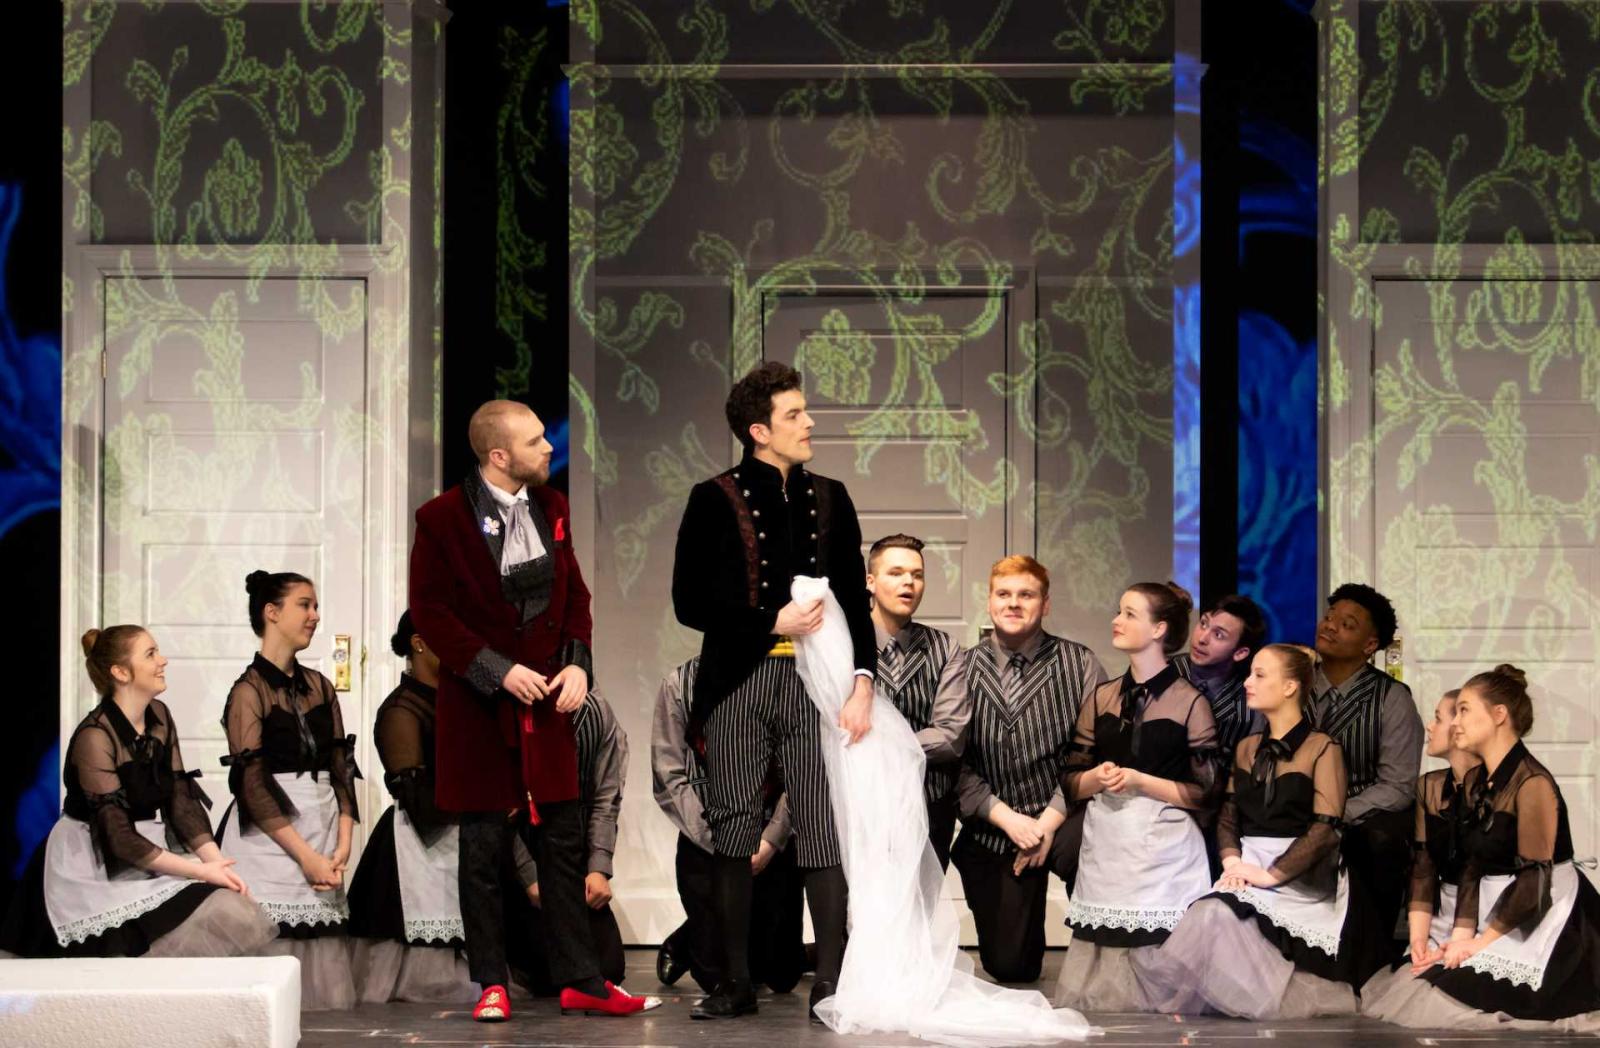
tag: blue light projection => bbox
[0,182,62,873]
[1171,52,1201,599]
[1236,112,1318,644]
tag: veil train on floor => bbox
[789,575,1098,1047]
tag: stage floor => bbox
[301,949,1576,1046]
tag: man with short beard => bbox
[867,533,967,870]
[409,401,650,1021]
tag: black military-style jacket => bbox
[671,452,876,729]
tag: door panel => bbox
[100,277,368,820]
[763,288,1011,644]
[1374,278,1600,861]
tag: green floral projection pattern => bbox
[566,1,1190,687]
[1323,0,1600,839]
[61,1,440,770]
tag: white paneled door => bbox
[99,277,370,826]
[1373,278,1599,861]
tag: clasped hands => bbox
[502,662,589,713]
[1215,854,1279,891]
[1409,930,1488,973]
[1078,760,1148,798]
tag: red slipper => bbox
[559,981,658,1016]
[473,984,510,1022]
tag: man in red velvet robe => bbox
[409,400,649,1021]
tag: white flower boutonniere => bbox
[482,515,501,537]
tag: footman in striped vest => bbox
[1171,593,1269,876]
[672,362,876,1023]
[866,533,966,870]
[1309,582,1422,973]
[949,555,1106,984]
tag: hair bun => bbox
[1165,581,1194,614]
[245,570,270,595]
[80,628,100,657]
[1493,663,1528,687]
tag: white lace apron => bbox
[1216,834,1350,957]
[219,772,348,930]
[1459,864,1581,991]
[43,816,198,946]
[391,810,463,944]
[1067,790,1211,937]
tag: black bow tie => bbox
[1252,735,1295,807]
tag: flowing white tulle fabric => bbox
[789,577,1098,1047]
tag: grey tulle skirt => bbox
[264,935,357,1010]
[352,938,475,1003]
[145,888,279,958]
[1129,898,1356,1019]
[1360,963,1600,1033]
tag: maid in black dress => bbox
[1360,687,1479,1004]
[216,571,361,1010]
[1132,644,1370,1019]
[1054,582,1221,1011]
[0,627,275,958]
[347,611,473,1002]
[1362,665,1600,1031]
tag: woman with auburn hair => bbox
[1054,582,1220,1011]
[1362,665,1600,1031]
[216,570,362,1010]
[1130,644,1371,1018]
[0,626,275,958]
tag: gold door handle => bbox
[332,633,352,691]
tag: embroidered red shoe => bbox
[559,981,659,1016]
[472,984,510,1022]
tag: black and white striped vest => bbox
[961,632,1097,855]
[878,622,959,804]
[1312,663,1388,797]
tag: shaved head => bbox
[469,400,533,463]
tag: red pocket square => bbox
[553,517,566,542]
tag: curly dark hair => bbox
[725,361,803,452]
[1327,582,1398,650]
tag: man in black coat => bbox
[672,362,876,1022]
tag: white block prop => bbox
[0,956,300,1048]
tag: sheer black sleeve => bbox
[159,704,214,853]
[323,681,360,824]
[69,724,160,873]
[1266,738,1346,884]
[223,679,295,833]
[1487,775,1559,935]
[1216,737,1249,860]
[1176,692,1222,810]
[1408,774,1437,915]
[1062,683,1105,801]
[375,704,445,840]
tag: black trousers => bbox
[507,896,626,993]
[1343,805,1414,945]
[458,803,598,990]
[951,811,1082,985]
[928,793,959,873]
[667,834,807,993]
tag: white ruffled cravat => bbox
[480,470,547,574]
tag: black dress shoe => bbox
[690,982,758,1020]
[656,941,686,986]
[808,979,836,1024]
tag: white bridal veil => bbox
[789,576,1098,1046]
